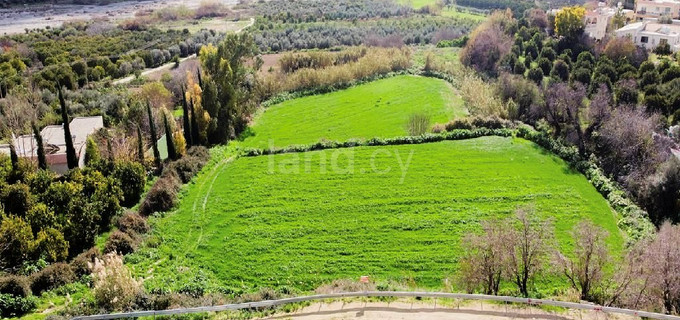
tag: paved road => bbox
[265,301,635,320]
[112,17,255,85]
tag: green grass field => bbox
[130,137,623,294]
[240,75,466,149]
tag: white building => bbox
[0,116,104,174]
[635,0,680,20]
[615,21,680,51]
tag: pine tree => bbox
[146,102,162,169]
[164,113,177,160]
[136,125,145,164]
[32,122,47,170]
[181,86,192,147]
[189,98,200,146]
[84,137,100,166]
[58,85,78,169]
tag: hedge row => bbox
[515,127,656,244]
[243,128,513,156]
[262,69,415,107]
[243,126,654,244]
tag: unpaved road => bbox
[0,0,238,35]
[262,301,638,320]
[112,17,254,85]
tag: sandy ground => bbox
[0,0,238,35]
[262,301,639,320]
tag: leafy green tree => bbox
[32,123,47,171]
[34,228,68,262]
[550,59,570,82]
[199,34,259,143]
[527,67,544,85]
[25,203,57,236]
[112,161,146,207]
[554,6,585,40]
[146,103,161,170]
[57,86,78,170]
[537,57,552,76]
[1,184,33,217]
[84,137,101,166]
[0,215,34,270]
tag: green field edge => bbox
[235,127,653,244]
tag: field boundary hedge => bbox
[241,127,654,244]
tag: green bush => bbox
[0,275,31,298]
[0,293,37,317]
[30,263,76,295]
[104,231,138,255]
[112,161,147,208]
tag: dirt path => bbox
[262,301,638,320]
[0,0,239,35]
[113,17,254,85]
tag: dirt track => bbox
[263,301,638,320]
[0,0,238,35]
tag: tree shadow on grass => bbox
[527,143,580,176]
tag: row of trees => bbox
[459,6,680,224]
[253,16,478,52]
[462,207,680,314]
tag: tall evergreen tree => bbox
[84,137,100,166]
[181,86,192,147]
[164,113,177,160]
[32,122,47,170]
[8,141,18,170]
[58,85,78,169]
[197,67,203,88]
[189,98,200,146]
[146,102,162,169]
[137,124,145,164]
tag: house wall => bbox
[636,0,680,19]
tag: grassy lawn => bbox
[441,7,487,21]
[398,0,437,8]
[130,137,623,295]
[240,75,466,149]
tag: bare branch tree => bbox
[554,220,609,301]
[459,219,509,295]
[506,206,554,297]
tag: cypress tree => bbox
[58,85,78,170]
[197,67,203,88]
[32,122,47,170]
[164,113,177,160]
[189,98,200,146]
[181,86,192,147]
[146,102,162,169]
[84,137,100,166]
[9,142,18,170]
[137,124,145,164]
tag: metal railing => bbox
[71,291,680,320]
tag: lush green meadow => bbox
[241,75,466,149]
[130,137,623,294]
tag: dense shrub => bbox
[139,175,181,216]
[112,161,146,207]
[103,231,138,255]
[91,253,142,311]
[70,248,102,278]
[0,275,30,298]
[0,294,37,318]
[446,118,473,131]
[116,212,149,235]
[30,263,76,295]
[163,156,204,184]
